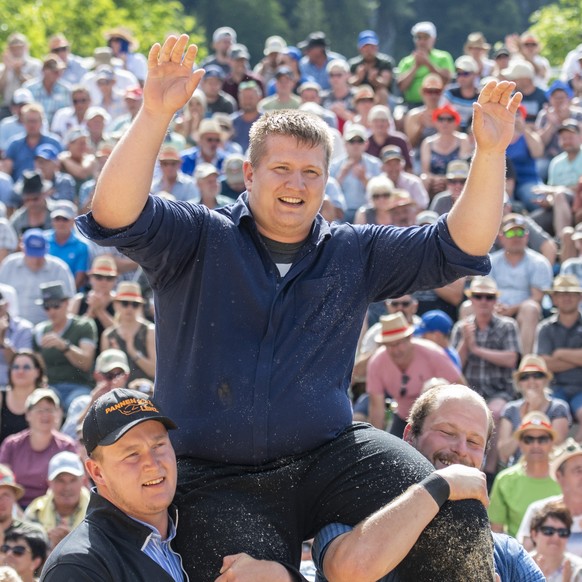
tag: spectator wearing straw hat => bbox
[151,145,197,202]
[489,411,561,537]
[518,438,582,554]
[536,274,582,440]
[104,27,147,84]
[366,312,463,438]
[101,282,155,383]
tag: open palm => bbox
[143,34,205,115]
[472,81,523,153]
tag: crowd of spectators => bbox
[0,19,582,580]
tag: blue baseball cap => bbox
[546,79,574,100]
[22,228,48,258]
[204,65,226,80]
[358,30,379,49]
[35,143,60,161]
[415,310,453,336]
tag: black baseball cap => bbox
[82,388,177,456]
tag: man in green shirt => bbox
[397,21,455,107]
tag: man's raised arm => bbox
[447,81,522,256]
[91,35,204,229]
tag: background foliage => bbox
[1,0,579,68]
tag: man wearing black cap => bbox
[199,65,237,116]
[298,32,344,91]
[40,388,185,581]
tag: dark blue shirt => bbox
[77,194,489,465]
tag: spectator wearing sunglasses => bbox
[367,312,463,438]
[101,283,155,383]
[443,56,480,132]
[490,213,553,354]
[451,275,521,485]
[528,500,582,581]
[536,274,582,441]
[519,438,582,554]
[498,355,570,467]
[1,525,48,582]
[489,411,561,537]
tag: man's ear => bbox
[403,423,414,445]
[85,457,105,487]
[243,160,253,192]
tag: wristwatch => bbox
[62,340,72,353]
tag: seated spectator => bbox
[220,154,245,201]
[57,128,95,196]
[0,389,75,508]
[414,309,461,370]
[24,451,89,552]
[489,411,561,537]
[0,88,34,158]
[490,213,553,354]
[501,60,547,125]
[0,465,29,535]
[0,294,33,388]
[258,66,301,112]
[253,36,286,86]
[443,56,480,132]
[193,163,234,209]
[0,351,45,445]
[350,85,376,128]
[44,201,90,291]
[84,106,111,152]
[222,44,265,107]
[151,145,197,202]
[366,312,463,438]
[506,105,545,212]
[77,140,115,214]
[385,189,418,227]
[330,124,381,222]
[32,282,97,412]
[211,113,243,156]
[108,85,143,135]
[403,73,443,153]
[498,355,570,467]
[2,526,48,582]
[429,159,469,215]
[180,119,226,177]
[535,274,582,441]
[199,65,237,117]
[230,81,262,153]
[10,171,53,236]
[366,105,413,170]
[353,174,394,225]
[379,145,428,209]
[101,282,155,383]
[0,229,75,326]
[297,82,337,130]
[33,145,75,204]
[561,223,582,282]
[420,104,473,198]
[512,31,551,90]
[320,59,356,133]
[528,500,582,581]
[50,86,91,140]
[451,275,521,482]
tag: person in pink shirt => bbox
[367,312,464,437]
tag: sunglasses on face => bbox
[0,544,28,556]
[400,374,410,398]
[423,88,442,95]
[437,116,455,123]
[118,300,140,308]
[521,435,552,445]
[103,370,126,382]
[91,274,116,281]
[523,42,538,48]
[448,179,466,185]
[329,72,344,78]
[43,301,64,310]
[519,371,546,381]
[539,525,570,538]
[503,227,526,239]
[471,293,496,301]
[348,138,365,144]
[203,137,221,144]
[456,71,473,77]
[73,98,89,104]
[390,300,411,308]
[372,192,391,200]
[10,364,33,371]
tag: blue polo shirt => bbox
[77,194,489,465]
[5,134,62,181]
[45,230,90,277]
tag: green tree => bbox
[0,0,204,59]
[529,0,582,66]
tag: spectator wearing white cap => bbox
[24,451,89,550]
[254,36,287,85]
[397,22,454,107]
[57,128,96,196]
[320,60,356,133]
[193,163,233,209]
[44,200,89,290]
[330,123,381,222]
[443,56,480,131]
[221,153,246,200]
[201,27,238,76]
[86,64,129,123]
[501,60,547,125]
[180,118,227,177]
[0,88,35,156]
[430,159,470,215]
[83,106,111,152]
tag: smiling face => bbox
[244,135,327,243]
[86,420,176,533]
[406,394,489,469]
